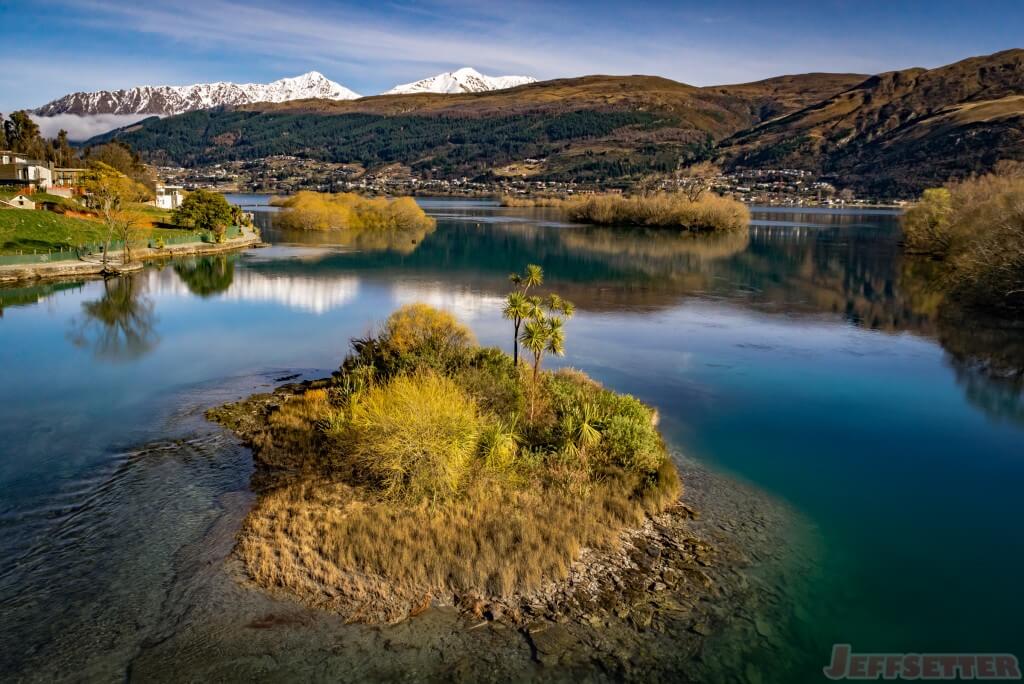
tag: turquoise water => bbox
[1,199,1022,680]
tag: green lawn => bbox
[0,189,83,211]
[127,202,174,224]
[0,208,202,254]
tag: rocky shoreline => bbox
[0,232,266,285]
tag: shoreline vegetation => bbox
[2,161,265,283]
[208,269,700,625]
[901,162,1024,315]
[500,191,750,232]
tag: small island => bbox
[272,190,435,232]
[209,267,726,635]
[501,190,749,233]
[269,191,436,253]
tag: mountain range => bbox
[82,49,1024,196]
[34,71,360,117]
[33,68,537,117]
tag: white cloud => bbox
[50,0,831,90]
[8,0,919,111]
[32,114,155,141]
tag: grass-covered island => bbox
[209,269,732,633]
[270,191,436,253]
[501,191,750,232]
[272,191,435,232]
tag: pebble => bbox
[754,618,773,638]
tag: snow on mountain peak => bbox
[383,67,537,95]
[33,72,361,117]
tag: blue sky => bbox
[1,0,1022,112]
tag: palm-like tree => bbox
[520,315,567,419]
[505,264,545,363]
[520,318,549,386]
[544,293,575,319]
[544,316,566,363]
[503,292,534,365]
[563,403,602,459]
[522,264,543,290]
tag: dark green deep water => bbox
[1,199,1021,681]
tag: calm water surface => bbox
[1,199,1022,680]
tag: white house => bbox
[0,151,53,190]
[154,184,185,210]
[0,194,37,210]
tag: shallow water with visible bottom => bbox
[1,199,1022,681]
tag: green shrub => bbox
[902,187,954,254]
[381,303,475,371]
[543,368,664,474]
[601,414,664,473]
[456,347,524,417]
[172,188,233,237]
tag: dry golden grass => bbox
[499,195,570,208]
[240,459,680,622]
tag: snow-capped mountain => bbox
[384,67,537,95]
[34,72,361,117]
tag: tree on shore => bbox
[172,189,234,241]
[901,163,1024,313]
[53,130,75,168]
[83,162,152,268]
[503,264,543,364]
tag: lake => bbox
[1,198,1021,681]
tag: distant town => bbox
[158,156,906,207]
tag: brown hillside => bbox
[719,49,1024,193]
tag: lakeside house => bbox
[0,151,53,191]
[0,194,36,210]
[153,184,184,210]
